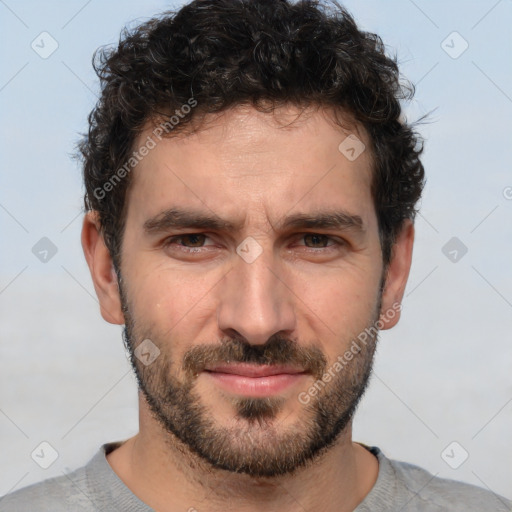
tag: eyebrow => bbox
[279,211,364,232]
[143,207,365,235]
[144,208,236,233]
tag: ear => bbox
[81,211,124,325]
[379,219,414,330]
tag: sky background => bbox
[1,0,511,503]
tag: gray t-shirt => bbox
[1,441,510,511]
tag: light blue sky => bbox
[1,0,512,279]
[1,0,511,499]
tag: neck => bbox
[107,397,379,512]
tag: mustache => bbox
[182,335,327,381]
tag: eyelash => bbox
[163,233,345,253]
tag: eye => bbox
[164,233,213,251]
[176,234,206,247]
[298,233,342,249]
[302,233,332,249]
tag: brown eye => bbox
[303,234,331,248]
[178,234,207,247]
[164,233,211,250]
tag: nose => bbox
[217,245,297,345]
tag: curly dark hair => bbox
[80,0,425,269]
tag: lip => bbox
[203,364,308,397]
[204,363,306,378]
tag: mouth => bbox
[203,363,309,397]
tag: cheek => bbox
[127,267,217,340]
[292,266,381,355]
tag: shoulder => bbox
[0,441,145,512]
[384,450,512,511]
[0,443,124,512]
[0,465,94,512]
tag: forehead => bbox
[125,105,376,234]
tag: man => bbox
[2,0,510,510]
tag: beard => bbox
[119,278,381,478]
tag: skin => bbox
[82,104,414,512]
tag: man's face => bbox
[116,106,388,477]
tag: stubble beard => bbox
[119,280,381,478]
